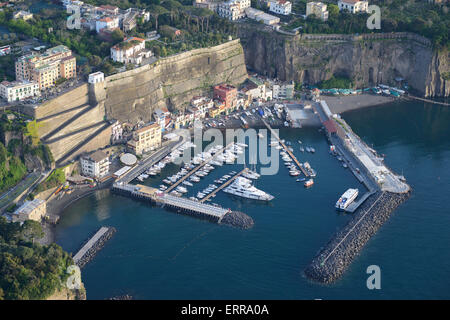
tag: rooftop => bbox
[84,150,108,162]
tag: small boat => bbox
[343,163,348,168]
[182,181,193,187]
[300,147,305,152]
[176,186,188,194]
[163,179,172,185]
[296,178,306,182]
[310,147,316,153]
[304,179,314,187]
[289,170,301,176]
[298,140,302,144]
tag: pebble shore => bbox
[304,191,410,283]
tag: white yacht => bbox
[336,188,359,210]
[223,177,274,201]
[243,169,260,180]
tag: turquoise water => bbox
[54,100,450,299]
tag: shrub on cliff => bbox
[0,217,74,300]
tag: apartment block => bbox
[127,122,161,155]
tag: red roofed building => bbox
[213,84,237,111]
[323,119,337,134]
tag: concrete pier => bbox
[200,168,248,203]
[261,118,310,177]
[111,183,254,228]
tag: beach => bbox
[323,94,395,114]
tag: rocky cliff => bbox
[103,39,248,123]
[239,28,449,97]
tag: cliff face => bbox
[103,39,248,123]
[239,29,449,97]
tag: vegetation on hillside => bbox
[318,76,353,89]
[0,217,74,300]
[35,168,65,193]
[285,0,449,49]
[0,112,54,193]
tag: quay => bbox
[304,99,411,283]
[73,226,116,268]
[165,142,233,193]
[111,183,254,228]
[119,136,186,184]
[261,118,310,177]
[200,167,248,203]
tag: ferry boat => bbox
[335,188,359,210]
[304,179,314,187]
[223,177,274,201]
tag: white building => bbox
[95,16,119,33]
[12,199,46,223]
[0,80,40,102]
[269,0,292,15]
[13,10,33,21]
[110,37,152,64]
[80,150,110,179]
[244,7,280,25]
[111,120,123,143]
[338,0,368,13]
[306,2,329,21]
[272,81,295,99]
[88,71,104,84]
[218,0,250,21]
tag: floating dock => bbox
[200,168,248,203]
[73,226,116,268]
[261,118,310,177]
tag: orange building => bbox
[213,84,237,111]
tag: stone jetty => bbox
[73,226,117,268]
[304,191,410,283]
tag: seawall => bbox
[304,191,410,283]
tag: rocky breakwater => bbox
[103,39,248,124]
[220,210,254,229]
[238,27,449,97]
[304,191,410,283]
[75,226,117,269]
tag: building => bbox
[13,10,33,21]
[110,37,152,64]
[88,71,104,84]
[244,7,280,25]
[218,0,250,21]
[12,199,46,223]
[127,122,161,155]
[122,11,138,32]
[96,4,119,15]
[272,81,294,99]
[193,0,220,11]
[111,120,123,143]
[80,150,110,179]
[213,84,237,111]
[338,0,368,13]
[15,45,76,90]
[153,107,169,132]
[96,16,119,33]
[306,2,329,21]
[269,0,292,15]
[0,80,40,102]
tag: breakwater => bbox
[73,226,117,268]
[304,191,410,283]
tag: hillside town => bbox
[0,0,448,303]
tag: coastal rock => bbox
[239,28,449,97]
[220,210,254,229]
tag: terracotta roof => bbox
[323,119,337,133]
